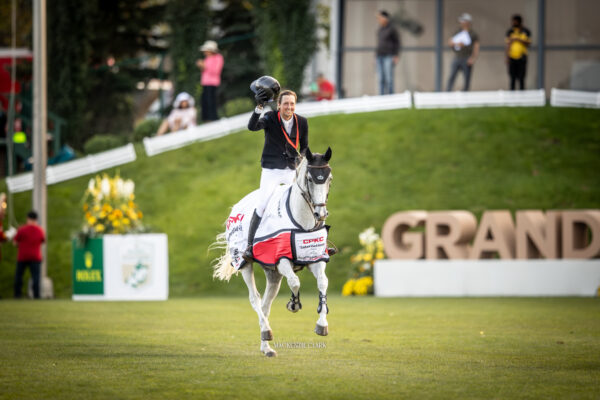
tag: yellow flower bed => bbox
[342,227,384,296]
[79,173,145,238]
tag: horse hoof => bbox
[261,330,273,341]
[287,301,302,313]
[265,350,277,357]
[315,324,328,336]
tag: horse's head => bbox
[296,147,332,223]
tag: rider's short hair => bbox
[278,90,297,104]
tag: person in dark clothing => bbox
[506,14,531,90]
[13,210,45,299]
[376,10,400,95]
[244,88,308,260]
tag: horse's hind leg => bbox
[309,261,329,336]
[277,258,302,312]
[262,268,283,318]
[241,264,276,357]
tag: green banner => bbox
[72,238,104,295]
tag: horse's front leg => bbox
[277,258,302,312]
[240,264,276,357]
[309,261,329,336]
[262,268,283,318]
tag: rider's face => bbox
[279,95,296,120]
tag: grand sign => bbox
[381,210,600,260]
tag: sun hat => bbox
[458,13,472,23]
[199,40,219,53]
[173,92,195,108]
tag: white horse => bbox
[212,147,333,357]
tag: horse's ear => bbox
[306,147,314,163]
[324,147,332,162]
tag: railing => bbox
[413,89,546,109]
[550,88,600,108]
[143,92,413,157]
[4,88,598,192]
[6,144,136,193]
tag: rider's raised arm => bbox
[248,106,267,131]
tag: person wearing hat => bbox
[446,13,480,91]
[243,77,309,261]
[156,92,197,136]
[196,40,224,122]
[376,10,401,95]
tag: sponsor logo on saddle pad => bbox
[293,228,329,263]
[227,213,244,229]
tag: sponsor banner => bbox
[72,234,168,301]
[72,238,104,295]
[292,228,329,263]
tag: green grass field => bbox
[1,106,599,298]
[1,296,599,399]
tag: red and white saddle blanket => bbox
[225,185,330,270]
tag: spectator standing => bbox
[311,73,335,101]
[446,13,480,91]
[506,15,532,90]
[13,210,46,299]
[156,92,197,136]
[196,40,224,122]
[376,10,400,95]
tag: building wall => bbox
[337,0,600,97]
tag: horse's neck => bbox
[290,181,317,231]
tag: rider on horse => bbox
[244,76,309,262]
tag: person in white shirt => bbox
[156,92,197,136]
[446,13,480,91]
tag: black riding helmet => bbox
[250,75,281,103]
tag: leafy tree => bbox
[249,0,317,94]
[212,0,261,103]
[82,0,166,145]
[166,0,209,99]
[0,0,32,48]
[47,0,93,150]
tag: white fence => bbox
[143,114,249,157]
[413,89,546,109]
[5,88,597,190]
[550,88,600,108]
[6,144,136,193]
[143,91,413,157]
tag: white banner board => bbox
[374,259,600,297]
[73,234,169,301]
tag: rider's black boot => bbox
[243,210,261,262]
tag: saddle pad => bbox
[225,185,329,269]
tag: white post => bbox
[33,0,53,298]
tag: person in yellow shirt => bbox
[505,14,532,90]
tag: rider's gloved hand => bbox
[255,88,270,107]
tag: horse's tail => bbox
[209,231,237,281]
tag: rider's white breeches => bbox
[256,167,295,217]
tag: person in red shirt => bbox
[311,74,335,101]
[13,210,45,299]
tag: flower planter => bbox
[72,233,168,301]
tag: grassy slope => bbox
[1,297,599,399]
[1,106,599,298]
